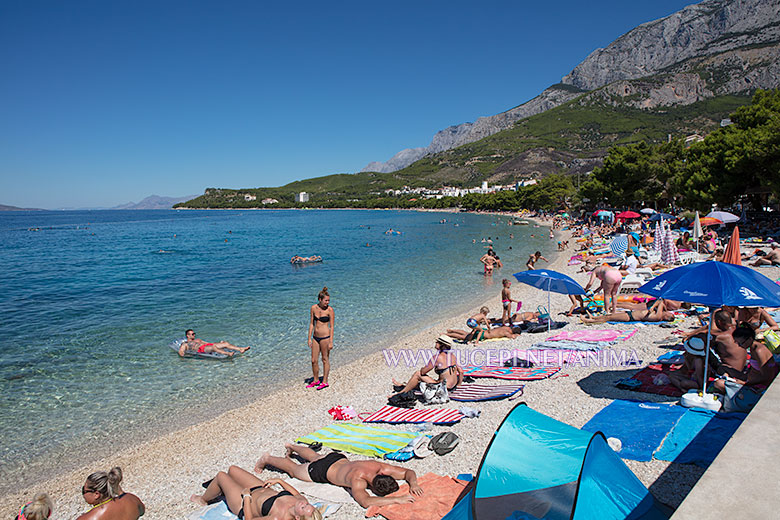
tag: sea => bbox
[0,209,552,492]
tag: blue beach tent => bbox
[443,404,669,520]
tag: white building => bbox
[244,194,256,201]
[261,198,278,205]
[295,192,309,203]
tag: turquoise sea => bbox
[0,209,551,492]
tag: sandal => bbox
[306,381,319,388]
[316,383,330,390]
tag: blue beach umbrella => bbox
[609,235,629,256]
[648,213,675,222]
[639,262,780,395]
[513,270,586,330]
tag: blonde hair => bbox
[86,466,123,499]
[19,493,53,520]
[479,306,489,314]
[318,286,329,301]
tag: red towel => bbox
[361,405,464,425]
[365,473,468,520]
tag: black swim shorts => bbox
[307,452,347,484]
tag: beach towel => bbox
[365,473,468,520]
[462,365,561,380]
[295,423,420,458]
[656,351,685,364]
[510,348,592,365]
[621,364,685,397]
[530,340,612,351]
[284,478,354,503]
[186,499,341,520]
[361,405,464,425]
[448,383,524,402]
[654,409,747,467]
[582,400,687,462]
[547,329,637,342]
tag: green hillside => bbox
[178,91,751,208]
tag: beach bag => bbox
[722,380,763,413]
[419,380,449,405]
[387,391,417,408]
[762,329,780,353]
[428,432,459,455]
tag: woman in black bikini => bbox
[307,287,335,390]
[392,335,463,393]
[190,465,321,520]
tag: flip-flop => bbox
[306,381,319,388]
[316,383,329,390]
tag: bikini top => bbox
[261,490,293,516]
[434,365,457,375]
[313,314,330,323]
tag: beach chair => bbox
[634,267,654,281]
[618,274,644,294]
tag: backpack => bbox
[388,391,417,408]
[428,432,459,455]
[419,380,449,405]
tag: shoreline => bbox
[0,211,552,517]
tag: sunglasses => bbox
[82,486,96,495]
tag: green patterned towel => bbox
[295,422,419,458]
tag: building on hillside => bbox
[684,134,704,146]
[295,192,309,203]
[244,194,257,201]
[261,198,278,205]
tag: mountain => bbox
[362,0,780,174]
[112,195,199,210]
[0,203,44,211]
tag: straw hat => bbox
[683,336,706,356]
[436,335,455,348]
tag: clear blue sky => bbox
[1,0,697,209]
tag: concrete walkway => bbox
[671,379,780,519]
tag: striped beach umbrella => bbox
[661,222,680,265]
[609,235,629,256]
[653,221,663,252]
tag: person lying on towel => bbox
[255,445,422,508]
[581,298,674,324]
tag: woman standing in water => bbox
[307,287,334,390]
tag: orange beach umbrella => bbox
[699,217,723,227]
[721,226,742,265]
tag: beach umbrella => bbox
[609,235,629,256]
[721,226,742,265]
[699,217,723,227]
[640,208,656,214]
[706,210,739,224]
[661,222,680,265]
[513,270,585,331]
[648,213,675,222]
[616,211,640,220]
[692,211,703,253]
[640,262,780,397]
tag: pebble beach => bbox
[3,220,775,520]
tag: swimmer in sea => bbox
[179,329,249,357]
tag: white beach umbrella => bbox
[640,208,656,214]
[692,211,703,253]
[706,211,739,224]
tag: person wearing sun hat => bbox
[669,335,713,392]
[391,335,463,393]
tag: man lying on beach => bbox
[179,329,249,357]
[751,243,780,266]
[581,298,674,324]
[255,445,423,508]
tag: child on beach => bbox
[308,286,334,390]
[500,279,518,325]
[15,494,53,520]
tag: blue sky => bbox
[1,0,697,209]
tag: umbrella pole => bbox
[548,281,552,332]
[703,307,714,395]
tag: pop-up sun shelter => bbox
[442,403,669,520]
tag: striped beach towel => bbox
[361,405,464,425]
[295,423,420,458]
[448,383,524,401]
[462,365,561,380]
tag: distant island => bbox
[0,203,44,211]
[112,194,199,210]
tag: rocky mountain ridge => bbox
[363,0,780,174]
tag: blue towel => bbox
[654,408,747,467]
[582,400,686,461]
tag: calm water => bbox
[0,209,551,491]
